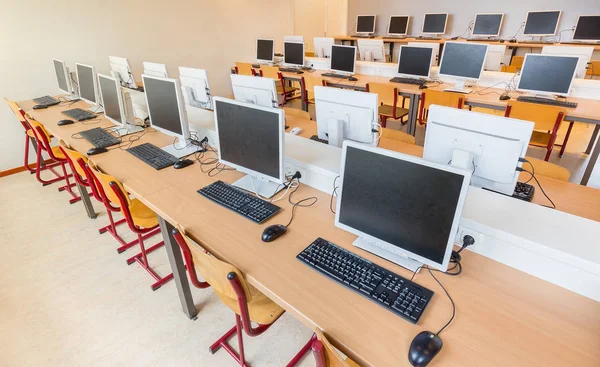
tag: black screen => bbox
[439,42,487,79]
[357,16,375,33]
[284,42,304,66]
[77,64,96,103]
[99,76,122,124]
[473,14,503,35]
[257,39,274,61]
[53,60,69,92]
[331,46,356,73]
[398,46,433,77]
[144,77,183,135]
[215,100,281,179]
[518,55,578,94]
[423,14,447,33]
[338,147,464,264]
[389,16,409,34]
[524,11,561,35]
[574,16,600,40]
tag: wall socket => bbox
[284,161,306,179]
[456,226,484,247]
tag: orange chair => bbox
[418,90,464,126]
[501,65,519,73]
[235,62,257,76]
[5,98,38,174]
[300,74,326,107]
[290,329,360,367]
[259,65,300,105]
[504,101,567,161]
[510,56,524,68]
[586,60,600,77]
[366,82,409,127]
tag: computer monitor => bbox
[98,74,142,136]
[53,59,72,95]
[213,97,285,198]
[356,15,376,34]
[396,46,434,79]
[314,86,378,147]
[541,45,594,79]
[75,63,100,110]
[472,13,504,37]
[517,54,578,97]
[313,37,335,58]
[284,41,305,67]
[423,105,534,197]
[523,10,561,37]
[422,13,448,35]
[143,62,168,78]
[256,39,275,63]
[142,74,197,158]
[357,39,385,62]
[573,15,600,42]
[484,44,507,71]
[336,141,471,272]
[230,74,279,108]
[330,45,357,75]
[109,56,137,90]
[388,15,410,36]
[408,42,441,65]
[284,35,304,44]
[179,66,212,110]
[439,41,489,93]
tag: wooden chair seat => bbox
[525,156,570,181]
[215,285,285,325]
[277,84,300,95]
[129,199,160,229]
[530,130,553,147]
[51,146,66,159]
[378,104,409,119]
[381,127,416,145]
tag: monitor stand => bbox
[86,105,104,113]
[444,80,472,94]
[353,237,423,273]
[232,175,284,199]
[161,139,199,159]
[108,123,144,137]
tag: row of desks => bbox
[19,97,600,366]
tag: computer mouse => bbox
[290,127,303,135]
[57,119,75,126]
[33,104,48,110]
[173,158,194,169]
[348,77,358,81]
[419,85,428,90]
[87,147,108,156]
[450,37,459,40]
[500,39,505,43]
[509,39,517,43]
[499,94,511,101]
[296,70,304,74]
[261,224,287,242]
[408,331,443,367]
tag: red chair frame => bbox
[299,76,326,106]
[235,66,257,76]
[365,84,408,128]
[16,108,36,174]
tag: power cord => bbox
[330,175,340,214]
[284,172,318,228]
[517,166,556,209]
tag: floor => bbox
[0,172,315,366]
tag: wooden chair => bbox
[4,98,37,174]
[305,51,316,57]
[586,60,600,77]
[58,140,93,204]
[510,56,524,68]
[259,65,300,105]
[504,101,566,161]
[418,90,464,126]
[300,74,326,106]
[525,156,571,182]
[381,127,416,145]
[501,65,519,73]
[289,329,360,367]
[366,82,409,127]
[283,107,311,120]
[235,62,256,76]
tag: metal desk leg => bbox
[77,183,97,219]
[585,125,600,154]
[405,94,420,136]
[389,42,394,63]
[581,131,600,186]
[158,216,197,320]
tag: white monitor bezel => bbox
[438,41,489,82]
[97,73,126,128]
[335,140,472,272]
[356,15,377,34]
[108,56,136,89]
[256,38,275,62]
[472,13,505,37]
[213,96,285,185]
[75,63,98,106]
[388,15,410,36]
[330,45,357,74]
[143,62,168,78]
[283,41,305,67]
[422,13,448,35]
[396,45,434,79]
[523,10,562,37]
[53,58,71,95]
[141,74,191,140]
[573,15,600,42]
[313,37,335,58]
[516,53,578,97]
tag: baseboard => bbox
[0,160,52,178]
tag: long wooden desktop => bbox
[19,99,600,367]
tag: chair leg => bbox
[57,162,82,204]
[544,146,553,161]
[559,122,574,158]
[286,333,318,367]
[34,145,70,186]
[209,315,250,367]
[381,116,388,128]
[126,234,173,291]
[99,214,154,254]
[24,137,35,173]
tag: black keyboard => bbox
[417,37,442,40]
[298,238,434,324]
[512,182,535,202]
[33,95,60,107]
[560,41,600,45]
[62,108,97,121]
[279,67,300,72]
[197,180,281,224]
[79,128,120,148]
[127,143,179,170]
[523,40,554,44]
[389,77,427,86]
[352,35,376,38]
[516,96,578,108]
[321,72,353,79]
[310,135,328,144]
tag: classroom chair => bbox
[235,62,256,76]
[86,161,172,290]
[289,329,360,367]
[418,90,464,126]
[305,51,315,57]
[300,74,326,107]
[5,98,37,173]
[586,60,600,77]
[525,156,571,182]
[504,101,567,161]
[57,140,93,204]
[501,65,519,73]
[381,127,416,145]
[283,107,311,120]
[366,82,409,127]
[259,65,300,105]
[510,56,524,68]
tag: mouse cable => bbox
[427,266,456,336]
[330,175,340,214]
[516,166,556,209]
[410,235,475,280]
[284,177,318,228]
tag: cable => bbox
[330,175,340,214]
[519,167,556,209]
[508,22,525,41]
[284,178,318,228]
[427,266,456,336]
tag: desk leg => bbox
[581,131,600,186]
[158,216,197,320]
[77,183,97,219]
[389,42,394,63]
[29,136,45,169]
[585,125,600,154]
[406,94,420,136]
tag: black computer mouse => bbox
[408,331,443,367]
[173,159,193,169]
[261,224,287,242]
[500,39,505,43]
[87,147,108,156]
[33,104,48,110]
[419,85,428,90]
[57,119,75,126]
[499,94,511,101]
[348,77,358,81]
[450,37,459,40]
[509,39,517,43]
[296,70,304,74]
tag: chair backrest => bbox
[586,60,600,77]
[4,97,32,133]
[366,82,397,107]
[504,100,566,132]
[259,65,280,80]
[283,107,311,120]
[418,90,464,125]
[302,75,326,102]
[312,329,356,367]
[27,118,52,148]
[235,62,255,76]
[501,65,519,73]
[510,55,524,67]
[87,159,131,208]
[381,128,416,145]
[525,156,571,181]
[305,51,316,57]
[59,140,88,182]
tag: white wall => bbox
[292,0,346,52]
[0,0,293,172]
[347,0,600,40]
